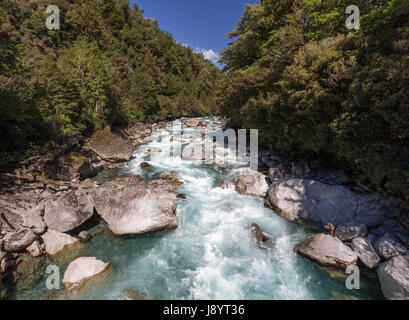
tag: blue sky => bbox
[131,0,258,68]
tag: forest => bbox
[1,0,408,201]
[219,0,409,201]
[0,0,221,171]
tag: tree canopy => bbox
[219,0,409,200]
[0,0,222,170]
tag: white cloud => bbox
[194,47,220,64]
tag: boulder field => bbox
[0,117,408,300]
[0,119,183,298]
[262,158,409,299]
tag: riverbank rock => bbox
[3,228,37,252]
[63,256,112,292]
[44,190,94,233]
[374,233,408,260]
[295,234,358,269]
[377,253,409,300]
[26,240,43,257]
[234,172,268,198]
[44,152,96,181]
[335,222,367,242]
[41,229,80,257]
[351,237,381,269]
[0,197,46,235]
[88,126,134,162]
[267,179,391,228]
[92,176,178,236]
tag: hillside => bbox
[0,0,222,171]
[219,0,409,200]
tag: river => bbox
[15,117,383,300]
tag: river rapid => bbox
[16,117,383,300]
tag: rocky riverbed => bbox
[0,117,408,300]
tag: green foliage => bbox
[0,0,221,171]
[220,0,409,200]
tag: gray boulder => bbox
[295,233,358,269]
[267,179,392,228]
[3,228,37,252]
[26,240,43,257]
[374,233,407,260]
[88,126,134,162]
[63,256,112,291]
[44,152,96,181]
[335,222,367,241]
[44,190,94,233]
[377,253,409,300]
[351,237,381,269]
[41,229,81,257]
[234,171,269,198]
[0,197,46,235]
[92,176,178,236]
[268,179,357,225]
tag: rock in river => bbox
[88,126,134,162]
[41,229,80,257]
[44,190,94,233]
[234,171,268,198]
[377,253,409,300]
[374,233,407,260]
[295,233,358,269]
[63,256,112,291]
[92,176,178,236]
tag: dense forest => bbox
[219,0,409,200]
[0,0,221,171]
[1,0,408,201]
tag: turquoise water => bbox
[15,118,383,300]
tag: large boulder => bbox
[351,237,381,269]
[88,126,134,162]
[92,176,178,236]
[44,190,94,233]
[44,152,96,181]
[63,256,112,291]
[295,233,358,269]
[41,229,80,257]
[374,233,407,260]
[335,222,367,242]
[377,253,409,300]
[234,172,269,198]
[0,197,46,235]
[3,228,37,252]
[267,179,390,227]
